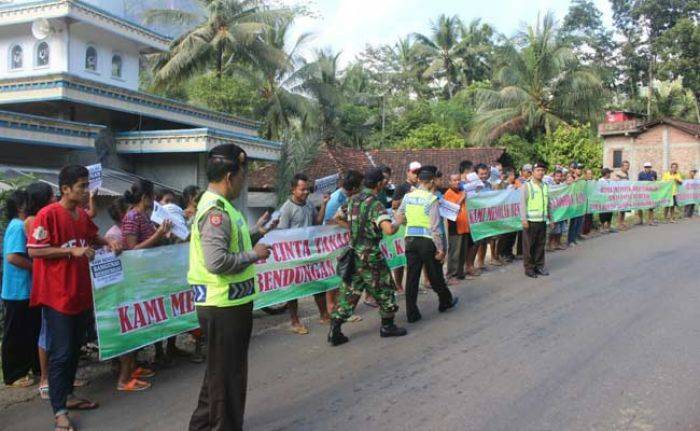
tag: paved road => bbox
[4,220,700,431]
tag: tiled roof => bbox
[599,117,700,138]
[248,145,506,191]
[368,148,505,179]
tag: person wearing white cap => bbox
[389,161,422,294]
[637,162,658,226]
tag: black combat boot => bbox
[380,318,408,338]
[328,319,349,346]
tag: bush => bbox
[399,123,466,149]
[539,124,603,170]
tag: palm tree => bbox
[294,49,345,144]
[470,12,604,145]
[414,14,464,99]
[144,0,288,86]
[650,79,699,122]
[246,16,312,140]
[456,19,496,86]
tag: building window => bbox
[35,42,49,67]
[10,45,22,69]
[111,54,122,78]
[85,46,97,71]
[613,150,623,168]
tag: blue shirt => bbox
[1,218,31,300]
[323,188,348,224]
[638,171,657,181]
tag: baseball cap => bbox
[522,164,533,172]
[533,162,548,170]
[408,161,422,172]
[643,162,652,168]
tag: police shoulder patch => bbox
[209,212,223,227]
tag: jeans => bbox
[567,216,583,244]
[44,307,90,415]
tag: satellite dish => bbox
[31,18,53,40]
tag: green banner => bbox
[91,245,198,360]
[92,225,407,359]
[676,180,700,206]
[467,189,522,242]
[586,180,674,213]
[549,181,588,222]
[380,225,407,269]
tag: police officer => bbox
[395,166,458,323]
[520,162,551,278]
[328,167,408,345]
[188,144,272,431]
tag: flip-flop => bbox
[363,300,379,308]
[66,397,99,410]
[54,414,75,431]
[290,325,309,335]
[7,375,35,388]
[39,385,49,400]
[131,367,155,379]
[117,378,151,392]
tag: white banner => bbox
[89,250,124,289]
[87,163,102,191]
[314,174,339,195]
[439,199,460,221]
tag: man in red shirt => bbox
[28,165,120,431]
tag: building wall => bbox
[603,125,700,176]
[0,22,68,78]
[67,23,140,90]
[0,19,140,90]
[129,153,201,192]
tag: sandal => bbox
[39,384,49,400]
[67,396,99,410]
[117,378,151,392]
[290,324,309,335]
[54,413,75,431]
[131,367,155,379]
[347,314,363,323]
[7,375,35,388]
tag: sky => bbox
[25,0,614,66]
[278,0,614,65]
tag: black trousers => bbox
[405,237,453,319]
[522,221,547,273]
[1,300,40,384]
[189,303,253,431]
[44,307,89,414]
[498,232,517,258]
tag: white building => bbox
[0,0,280,225]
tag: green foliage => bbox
[539,124,603,170]
[275,129,321,204]
[497,134,539,171]
[399,123,465,149]
[186,73,260,118]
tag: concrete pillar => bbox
[663,126,670,172]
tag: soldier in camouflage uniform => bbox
[328,168,408,346]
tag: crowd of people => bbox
[0,143,696,430]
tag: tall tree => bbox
[294,49,344,144]
[414,14,464,99]
[658,18,700,122]
[560,0,618,93]
[145,0,288,86]
[471,13,604,145]
[456,19,496,86]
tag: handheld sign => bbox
[87,164,102,191]
[314,174,339,195]
[151,202,190,240]
[90,250,124,289]
[438,199,460,221]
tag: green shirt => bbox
[339,188,391,260]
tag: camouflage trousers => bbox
[331,255,398,321]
